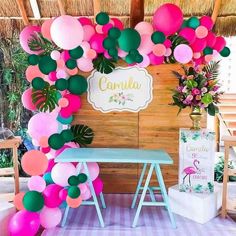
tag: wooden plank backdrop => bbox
[74,63,207,193]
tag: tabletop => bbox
[55,148,173,164]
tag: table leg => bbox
[131,163,147,209]
[13,146,19,194]
[100,192,106,209]
[132,163,154,227]
[148,187,156,202]
[155,164,176,228]
[83,162,105,227]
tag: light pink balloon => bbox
[135,22,154,35]
[77,57,94,72]
[80,162,99,181]
[50,15,84,50]
[193,52,201,59]
[200,16,214,30]
[41,18,54,41]
[83,25,95,41]
[50,50,61,60]
[118,48,128,57]
[79,183,89,194]
[137,54,150,68]
[81,41,91,52]
[56,69,68,79]
[28,176,46,192]
[81,187,92,200]
[40,206,62,229]
[164,48,172,57]
[138,34,154,54]
[20,25,42,54]
[153,44,166,57]
[205,54,213,63]
[195,26,208,39]
[85,49,97,59]
[149,53,164,65]
[95,24,103,34]
[21,88,36,111]
[174,44,193,64]
[179,27,196,44]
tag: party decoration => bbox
[43,184,63,208]
[28,54,39,65]
[28,176,46,192]
[40,206,62,229]
[93,177,104,195]
[68,186,81,198]
[220,47,231,57]
[21,88,36,111]
[23,191,44,212]
[78,173,88,183]
[66,196,82,208]
[108,27,121,39]
[48,133,65,150]
[61,129,74,142]
[68,75,88,95]
[38,55,57,75]
[80,162,99,181]
[13,192,25,211]
[32,77,46,90]
[187,17,200,29]
[173,44,193,64]
[68,175,80,186]
[96,12,109,25]
[179,27,196,44]
[151,31,166,44]
[92,54,115,74]
[135,22,153,35]
[200,16,214,30]
[69,46,84,59]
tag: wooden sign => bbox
[179,128,215,193]
[87,67,153,113]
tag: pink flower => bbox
[192,88,200,95]
[209,91,215,95]
[182,86,188,93]
[186,95,193,101]
[177,86,183,92]
[213,86,219,91]
[201,87,207,93]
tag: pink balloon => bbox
[43,184,63,207]
[153,3,183,35]
[149,53,164,65]
[118,48,128,57]
[79,183,89,194]
[179,27,196,44]
[40,206,62,229]
[60,94,81,118]
[190,38,207,52]
[25,65,44,82]
[163,39,172,48]
[56,69,68,79]
[90,34,105,53]
[61,50,71,62]
[50,15,84,50]
[59,188,68,201]
[138,34,154,54]
[45,159,56,172]
[77,57,94,72]
[95,24,104,34]
[21,88,36,111]
[93,177,104,195]
[135,22,154,35]
[83,25,95,41]
[8,210,40,236]
[193,52,201,59]
[50,50,61,60]
[85,49,97,59]
[193,56,204,66]
[81,187,92,200]
[20,26,42,54]
[81,162,99,181]
[102,23,113,34]
[205,54,213,63]
[174,44,193,63]
[213,36,226,52]
[165,48,172,57]
[104,50,112,59]
[153,44,166,57]
[111,18,124,30]
[41,18,54,41]
[137,54,150,67]
[48,71,57,81]
[28,176,46,192]
[200,16,214,30]
[195,26,208,39]
[78,17,93,26]
[81,41,91,52]
[206,31,216,47]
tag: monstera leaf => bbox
[93,54,115,74]
[32,83,58,112]
[71,124,94,147]
[202,61,220,80]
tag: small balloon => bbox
[66,196,82,208]
[13,192,25,211]
[40,206,62,229]
[174,44,193,63]
[135,22,153,35]
[28,176,46,192]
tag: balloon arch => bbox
[9,3,230,235]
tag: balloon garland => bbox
[9,3,230,235]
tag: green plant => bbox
[93,54,116,74]
[0,150,13,168]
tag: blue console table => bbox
[55,148,176,228]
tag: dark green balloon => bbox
[203,47,213,55]
[96,12,109,25]
[61,129,74,142]
[23,191,44,212]
[55,79,68,91]
[108,48,118,57]
[103,37,116,49]
[68,75,88,95]
[66,59,77,69]
[78,173,88,183]
[57,115,74,125]
[43,172,54,185]
[38,56,57,75]
[32,77,46,90]
[134,54,143,63]
[151,31,166,44]
[48,133,64,150]
[187,17,200,29]
[69,46,84,59]
[220,47,231,57]
[108,27,121,39]
[68,186,81,199]
[129,49,139,56]
[125,54,135,64]
[28,54,39,65]
[118,28,141,52]
[68,175,80,186]
[181,20,188,29]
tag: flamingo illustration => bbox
[182,159,200,186]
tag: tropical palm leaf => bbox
[93,54,115,74]
[202,61,220,80]
[71,124,94,147]
[32,83,58,112]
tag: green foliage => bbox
[202,61,220,80]
[0,150,13,168]
[71,124,94,147]
[93,54,115,74]
[208,182,214,193]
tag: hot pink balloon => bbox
[213,36,226,52]
[174,44,193,64]
[48,71,57,81]
[163,39,172,48]
[200,16,214,30]
[191,38,207,52]
[93,177,104,195]
[179,27,196,44]
[149,53,164,65]
[25,65,44,82]
[102,23,113,34]
[135,22,154,35]
[195,26,208,39]
[20,26,42,54]
[21,88,36,111]
[90,34,105,53]
[77,57,94,72]
[50,15,84,50]
[153,3,183,35]
[28,176,46,192]
[206,31,216,47]
[46,159,56,172]
[40,206,62,229]
[193,56,204,66]
[61,50,70,62]
[111,18,124,30]
[79,17,93,26]
[41,18,54,41]
[83,25,95,41]
[59,188,68,201]
[60,94,81,118]
[43,184,63,208]
[138,34,154,54]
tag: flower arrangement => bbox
[171,61,223,116]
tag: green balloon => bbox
[118,28,141,52]
[57,115,73,125]
[69,46,84,59]
[187,17,200,29]
[32,77,46,90]
[68,175,80,186]
[134,54,143,63]
[108,48,118,57]
[61,129,74,142]
[48,133,64,150]
[38,56,57,75]
[125,54,135,64]
[66,59,77,69]
[103,37,116,49]
[96,12,109,25]
[23,191,44,212]
[55,79,68,91]
[68,186,81,199]
[68,75,88,95]
[78,173,88,183]
[43,172,54,185]
[151,31,166,44]
[181,20,188,29]
[203,47,213,55]
[108,27,121,39]
[220,47,231,57]
[28,54,39,65]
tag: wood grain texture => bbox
[73,63,207,193]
